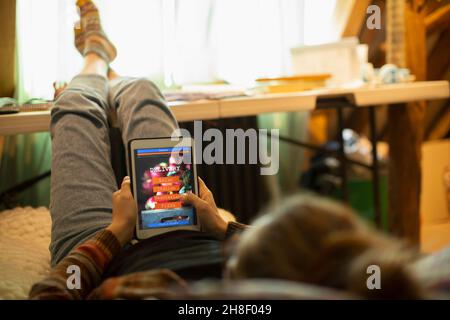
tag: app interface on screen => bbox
[134,146,195,229]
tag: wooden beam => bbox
[425,3,450,33]
[428,29,450,80]
[386,0,427,244]
[0,0,16,97]
[340,0,372,37]
[360,26,387,67]
[424,65,450,139]
[424,0,446,16]
[426,100,450,140]
[360,0,387,67]
[426,31,441,56]
[424,98,449,139]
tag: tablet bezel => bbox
[129,137,200,240]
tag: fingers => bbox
[118,176,132,198]
[181,192,208,210]
[198,177,212,199]
[198,177,208,191]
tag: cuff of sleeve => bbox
[225,221,248,239]
[92,229,122,257]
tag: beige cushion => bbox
[0,207,51,299]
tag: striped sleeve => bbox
[225,221,248,239]
[29,229,121,300]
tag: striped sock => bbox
[74,21,85,55]
[76,0,117,63]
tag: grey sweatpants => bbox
[49,74,178,266]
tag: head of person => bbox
[225,194,423,299]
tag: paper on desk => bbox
[164,84,250,101]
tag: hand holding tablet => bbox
[181,178,228,240]
[106,176,138,246]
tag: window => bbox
[17,0,336,100]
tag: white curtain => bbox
[16,0,311,100]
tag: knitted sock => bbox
[76,0,117,63]
[74,22,85,55]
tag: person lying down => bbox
[31,175,428,300]
[29,0,439,300]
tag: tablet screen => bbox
[134,146,196,230]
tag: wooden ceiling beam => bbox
[428,29,450,80]
[426,100,450,140]
[423,0,445,16]
[340,0,372,37]
[425,3,450,33]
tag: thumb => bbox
[120,176,132,195]
[181,192,207,210]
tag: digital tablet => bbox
[129,137,199,239]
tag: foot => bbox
[74,22,118,78]
[74,21,85,55]
[76,0,117,63]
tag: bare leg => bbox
[53,57,111,99]
[80,53,109,77]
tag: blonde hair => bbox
[226,194,423,299]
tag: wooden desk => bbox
[218,81,449,117]
[1,81,448,135]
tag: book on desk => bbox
[0,99,53,115]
